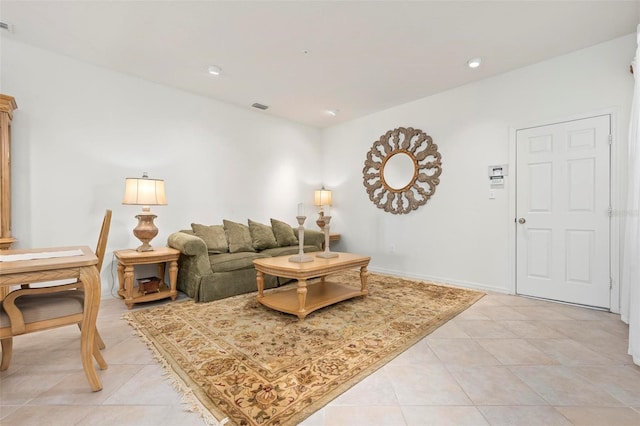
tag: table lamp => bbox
[314,187,332,229]
[122,172,167,252]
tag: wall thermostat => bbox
[488,165,508,187]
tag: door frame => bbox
[508,108,621,313]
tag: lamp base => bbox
[136,243,154,252]
[289,216,313,263]
[316,216,337,258]
[289,254,314,263]
[133,212,158,252]
[316,252,338,259]
[316,211,326,229]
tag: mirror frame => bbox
[362,126,442,215]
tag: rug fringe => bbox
[123,313,225,426]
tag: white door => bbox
[516,115,611,308]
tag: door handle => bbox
[518,218,526,224]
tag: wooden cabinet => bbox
[0,94,17,250]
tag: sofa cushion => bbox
[223,220,256,253]
[248,219,279,250]
[270,218,298,246]
[209,251,269,273]
[191,223,229,254]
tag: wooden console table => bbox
[253,252,370,320]
[114,247,179,309]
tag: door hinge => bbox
[608,206,613,217]
[608,134,612,145]
[610,276,613,289]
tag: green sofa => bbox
[167,218,324,302]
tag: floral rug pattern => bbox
[125,270,484,426]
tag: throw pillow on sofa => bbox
[270,218,298,246]
[248,219,279,250]
[191,223,229,253]
[223,219,256,253]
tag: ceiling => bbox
[0,1,638,128]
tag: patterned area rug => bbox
[124,270,484,426]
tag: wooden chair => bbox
[0,209,112,372]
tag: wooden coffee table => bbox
[253,252,370,320]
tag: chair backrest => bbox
[95,209,112,272]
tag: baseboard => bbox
[367,266,510,295]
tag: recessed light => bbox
[326,109,339,116]
[467,57,482,69]
[208,65,222,76]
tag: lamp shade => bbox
[122,174,167,206]
[314,189,332,207]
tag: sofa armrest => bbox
[167,232,213,278]
[304,229,325,250]
[168,231,206,255]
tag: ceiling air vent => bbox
[0,22,13,32]
[252,103,269,110]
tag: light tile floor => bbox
[2,291,640,425]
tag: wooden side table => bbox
[322,233,341,250]
[114,247,179,309]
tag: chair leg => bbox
[93,345,108,370]
[76,323,107,369]
[95,330,106,350]
[0,337,13,371]
[77,323,106,350]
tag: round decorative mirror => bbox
[381,152,417,191]
[362,127,442,214]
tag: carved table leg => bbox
[116,262,125,297]
[156,262,166,290]
[297,279,308,319]
[360,265,369,296]
[168,260,178,300]
[79,266,103,391]
[256,270,264,299]
[123,265,135,309]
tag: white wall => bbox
[1,38,322,294]
[323,34,635,295]
[2,34,635,299]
